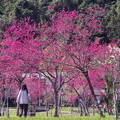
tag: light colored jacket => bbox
[17,90,29,104]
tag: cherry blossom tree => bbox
[0,17,76,117]
[67,68,105,116]
[0,6,117,118]
[24,73,46,105]
[98,42,120,119]
[35,45,79,117]
[44,7,105,117]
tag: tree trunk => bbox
[16,103,20,116]
[72,86,89,116]
[16,82,22,116]
[80,102,85,115]
[79,103,83,116]
[113,94,118,120]
[1,82,5,116]
[46,103,49,117]
[84,103,89,116]
[82,99,89,116]
[80,100,89,116]
[113,83,119,120]
[78,99,89,116]
[83,71,104,117]
[54,91,59,117]
[93,103,95,115]
[1,100,5,116]
[6,97,9,118]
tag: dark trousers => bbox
[19,104,28,117]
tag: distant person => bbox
[109,108,113,115]
[16,84,29,117]
[103,104,106,113]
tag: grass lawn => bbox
[0,107,116,120]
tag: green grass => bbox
[0,107,116,120]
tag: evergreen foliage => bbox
[0,0,119,44]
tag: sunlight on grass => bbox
[0,107,116,120]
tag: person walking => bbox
[16,84,29,117]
